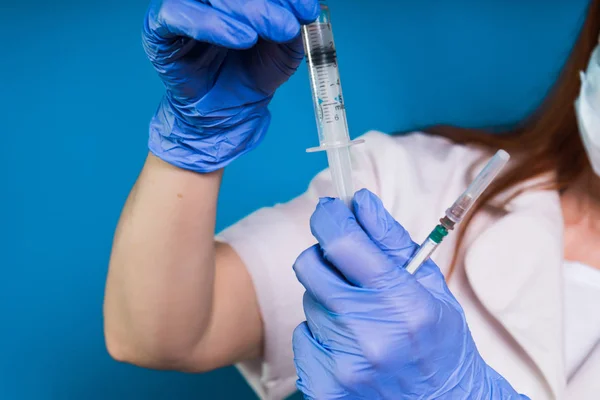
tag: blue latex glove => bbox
[143,0,319,172]
[292,189,530,399]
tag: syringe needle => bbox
[404,150,510,275]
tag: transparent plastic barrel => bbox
[301,2,362,151]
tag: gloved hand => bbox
[143,0,319,172]
[292,189,530,399]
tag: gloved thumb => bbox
[352,189,418,267]
[309,196,414,289]
[353,189,448,291]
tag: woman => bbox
[103,0,600,398]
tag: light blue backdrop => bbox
[0,0,589,398]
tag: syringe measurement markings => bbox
[305,21,336,66]
[307,25,323,51]
[315,67,334,95]
[307,25,341,126]
[322,102,340,124]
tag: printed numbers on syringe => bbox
[316,72,345,124]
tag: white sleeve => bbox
[216,133,382,400]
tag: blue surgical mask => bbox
[575,42,600,177]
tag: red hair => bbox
[427,0,599,278]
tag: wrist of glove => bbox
[484,366,532,399]
[148,91,272,172]
[292,189,529,399]
[443,335,531,399]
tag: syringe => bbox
[404,150,511,275]
[302,0,363,206]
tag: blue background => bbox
[0,0,590,398]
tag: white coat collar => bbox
[464,186,565,398]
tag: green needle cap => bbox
[430,225,449,244]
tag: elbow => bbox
[104,334,136,365]
[104,334,189,371]
[104,333,147,367]
[104,327,215,373]
[102,294,218,372]
[103,328,153,368]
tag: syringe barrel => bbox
[301,2,351,148]
[465,150,510,200]
[445,149,510,224]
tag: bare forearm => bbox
[104,153,222,366]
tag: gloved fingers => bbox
[272,0,321,24]
[302,292,382,365]
[283,33,306,54]
[145,0,258,49]
[304,293,336,349]
[310,197,413,290]
[243,36,305,93]
[293,245,354,313]
[352,189,450,292]
[408,259,450,297]
[352,189,417,264]
[293,322,348,400]
[293,322,327,399]
[267,33,305,62]
[207,0,302,43]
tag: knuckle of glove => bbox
[406,302,440,337]
[142,1,176,62]
[334,360,366,390]
[361,338,394,370]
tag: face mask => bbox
[575,43,600,177]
